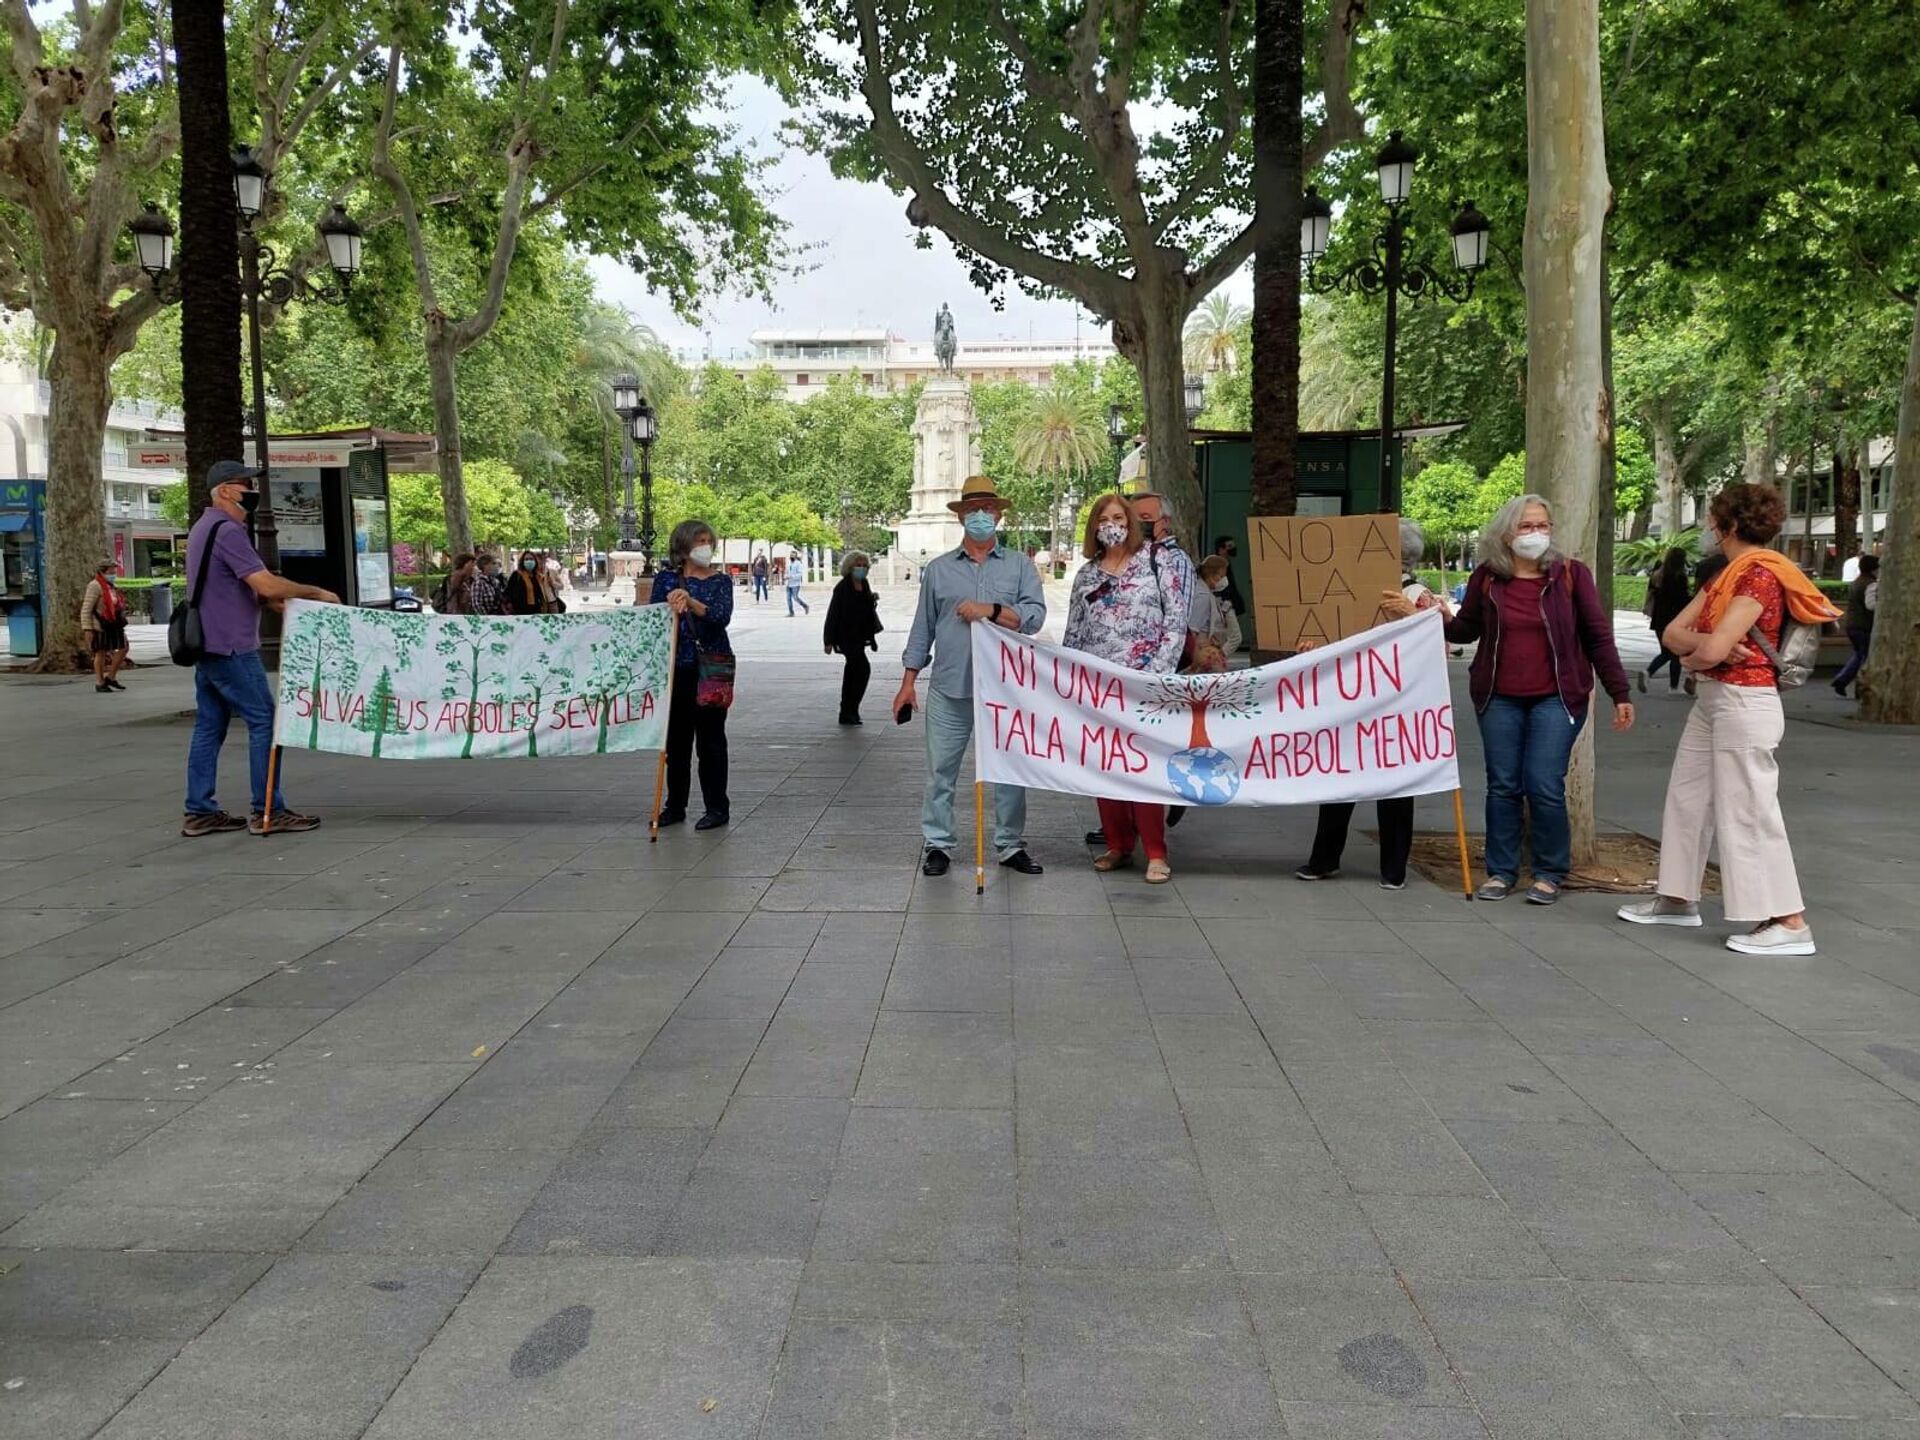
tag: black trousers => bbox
[1309,797,1416,885]
[1646,648,1682,687]
[838,645,872,719]
[665,666,729,816]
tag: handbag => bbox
[167,516,230,666]
[694,643,736,709]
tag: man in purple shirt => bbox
[181,460,340,837]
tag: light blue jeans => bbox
[186,651,286,817]
[921,688,1027,859]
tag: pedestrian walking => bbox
[81,555,129,693]
[1438,494,1635,905]
[893,475,1047,877]
[785,552,811,616]
[1065,492,1185,883]
[506,550,560,614]
[824,551,883,725]
[651,519,734,831]
[1311,520,1454,889]
[180,460,339,838]
[1638,547,1693,694]
[1620,482,1840,954]
[1832,553,1878,697]
[752,552,770,603]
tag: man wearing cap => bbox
[180,460,340,838]
[894,475,1048,877]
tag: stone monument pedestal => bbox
[608,550,649,602]
[892,373,979,567]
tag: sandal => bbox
[1092,850,1132,872]
[1475,877,1514,902]
[1144,859,1172,885]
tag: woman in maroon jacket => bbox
[1403,494,1634,905]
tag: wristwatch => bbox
[991,602,1004,624]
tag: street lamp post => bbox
[1107,403,1129,484]
[1301,131,1490,513]
[133,152,364,668]
[633,398,657,574]
[611,372,640,554]
[1184,373,1206,427]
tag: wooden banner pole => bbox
[261,746,282,834]
[974,780,986,895]
[650,613,680,843]
[1451,788,1473,901]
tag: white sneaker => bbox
[1726,923,1816,956]
[1617,898,1702,927]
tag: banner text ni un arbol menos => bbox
[971,609,1458,807]
[273,600,674,760]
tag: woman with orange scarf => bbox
[1619,483,1839,955]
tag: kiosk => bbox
[137,427,435,608]
[0,479,47,656]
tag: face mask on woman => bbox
[851,566,867,581]
[1511,532,1551,561]
[1701,525,1723,556]
[1096,521,1128,549]
[689,544,715,566]
[963,510,998,541]
[521,559,537,572]
[1210,578,1229,594]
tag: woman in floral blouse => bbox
[1064,492,1189,883]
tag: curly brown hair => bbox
[1708,483,1788,545]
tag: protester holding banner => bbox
[1619,483,1837,955]
[1409,495,1633,905]
[824,551,884,725]
[895,476,1047,877]
[651,519,735,830]
[1302,520,1450,890]
[182,460,339,837]
[1064,493,1189,883]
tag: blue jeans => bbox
[1477,694,1584,885]
[1833,626,1871,690]
[921,689,1027,859]
[786,585,809,615]
[753,576,768,601]
[186,651,285,816]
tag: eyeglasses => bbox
[1515,521,1552,534]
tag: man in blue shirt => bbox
[893,476,1048,876]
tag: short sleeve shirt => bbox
[184,509,266,656]
[1703,566,1784,688]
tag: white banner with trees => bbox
[271,600,674,760]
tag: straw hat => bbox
[946,475,1009,514]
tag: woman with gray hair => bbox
[823,550,883,724]
[1393,493,1632,903]
[648,518,734,829]
[1299,519,1451,888]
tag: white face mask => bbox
[689,544,714,566]
[1511,532,1552,561]
[1700,526,1723,556]
[1096,521,1128,549]
[1210,579,1229,593]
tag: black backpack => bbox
[167,516,233,666]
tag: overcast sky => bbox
[587,79,1253,358]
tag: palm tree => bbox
[564,306,668,536]
[1013,385,1109,564]
[1185,293,1251,374]
[1300,300,1378,431]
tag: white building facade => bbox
[0,340,186,575]
[725,327,1118,401]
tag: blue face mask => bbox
[963,511,998,542]
[851,567,867,581]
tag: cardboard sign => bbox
[971,610,1458,808]
[1248,513,1403,651]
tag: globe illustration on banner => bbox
[1167,746,1242,805]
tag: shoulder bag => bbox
[168,517,230,666]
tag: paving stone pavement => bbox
[2,583,1918,1439]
